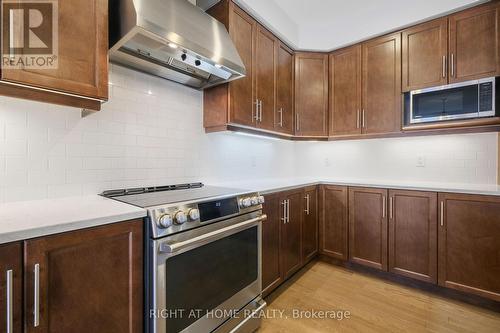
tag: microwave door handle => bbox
[159,215,267,254]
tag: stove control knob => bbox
[250,196,259,206]
[239,198,251,208]
[157,214,173,228]
[174,211,188,225]
[188,208,200,221]
[258,195,265,204]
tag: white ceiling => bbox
[236,0,486,51]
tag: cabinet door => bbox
[276,42,294,134]
[302,186,318,263]
[255,25,276,131]
[449,2,500,83]
[282,190,303,279]
[0,242,22,333]
[228,4,256,126]
[362,33,401,135]
[319,185,348,260]
[329,45,362,136]
[402,18,448,91]
[1,0,108,100]
[24,220,143,333]
[294,53,329,137]
[388,190,437,283]
[261,192,282,296]
[438,193,500,301]
[349,187,388,270]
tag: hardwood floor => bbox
[259,260,500,332]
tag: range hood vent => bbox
[109,0,245,90]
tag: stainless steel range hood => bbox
[109,0,245,89]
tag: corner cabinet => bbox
[294,53,329,137]
[0,0,108,111]
[0,219,143,333]
[302,186,318,264]
[319,185,348,260]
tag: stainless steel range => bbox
[103,183,267,333]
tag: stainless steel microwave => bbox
[404,77,497,124]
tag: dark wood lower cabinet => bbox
[24,220,143,333]
[302,186,318,263]
[349,187,388,271]
[261,192,282,296]
[319,185,348,260]
[388,190,437,283]
[438,193,500,301]
[282,189,303,279]
[0,242,22,333]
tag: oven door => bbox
[150,211,265,333]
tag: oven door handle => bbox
[159,214,267,254]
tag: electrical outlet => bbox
[416,156,425,167]
[324,158,331,167]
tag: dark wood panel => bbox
[0,242,22,333]
[302,186,318,264]
[438,193,500,301]
[319,185,348,260]
[449,2,500,83]
[329,45,362,136]
[294,52,329,137]
[362,33,402,135]
[402,18,448,91]
[24,220,143,333]
[349,187,388,271]
[389,190,437,283]
[282,189,303,279]
[1,0,108,100]
[261,192,282,297]
[228,3,256,126]
[255,25,277,131]
[276,42,294,135]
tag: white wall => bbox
[295,133,498,185]
[0,65,497,204]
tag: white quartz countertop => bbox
[0,195,146,244]
[210,178,500,197]
[1,178,499,245]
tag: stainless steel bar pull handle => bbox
[259,100,263,122]
[356,109,360,129]
[34,263,40,327]
[278,108,283,127]
[440,201,445,227]
[295,113,300,132]
[362,109,366,129]
[6,270,13,333]
[253,99,259,122]
[451,53,455,77]
[442,55,446,78]
[389,197,394,219]
[382,196,386,218]
[286,200,290,224]
[281,200,287,223]
[305,195,310,215]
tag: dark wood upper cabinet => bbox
[0,0,108,111]
[388,190,437,284]
[302,186,318,264]
[0,242,22,333]
[261,192,282,297]
[449,2,500,83]
[282,189,303,279]
[319,185,348,261]
[438,193,500,301]
[228,3,257,127]
[294,52,329,137]
[276,42,294,135]
[402,18,448,91]
[255,25,277,131]
[23,220,143,333]
[349,187,388,271]
[329,45,362,136]
[362,33,402,135]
